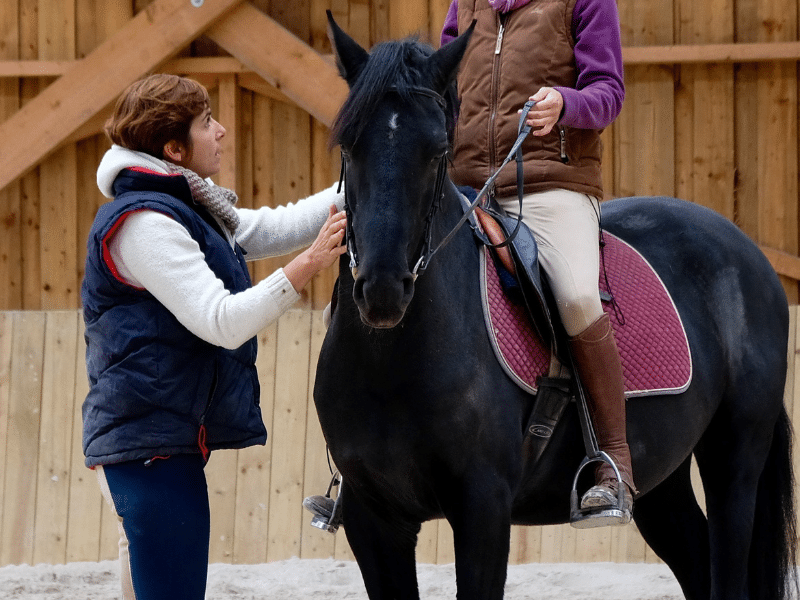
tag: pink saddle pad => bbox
[481,233,692,397]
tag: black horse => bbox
[313,14,796,600]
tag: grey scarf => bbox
[166,162,240,234]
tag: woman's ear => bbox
[163,140,183,163]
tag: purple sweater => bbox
[440,0,625,130]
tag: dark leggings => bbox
[101,454,210,600]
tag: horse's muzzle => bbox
[352,271,415,328]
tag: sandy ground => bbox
[0,558,689,599]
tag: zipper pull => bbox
[559,127,569,163]
[495,22,505,55]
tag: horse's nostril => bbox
[402,274,414,299]
[353,278,365,303]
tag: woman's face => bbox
[181,107,226,179]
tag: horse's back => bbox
[602,196,788,400]
[602,196,787,320]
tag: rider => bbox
[441,0,636,518]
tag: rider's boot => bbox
[569,313,637,515]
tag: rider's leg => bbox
[498,189,636,510]
[569,313,636,508]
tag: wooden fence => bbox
[2,0,800,314]
[1,307,798,567]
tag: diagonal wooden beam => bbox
[205,3,348,128]
[759,245,800,281]
[0,0,245,193]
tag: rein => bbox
[431,99,534,262]
[338,87,534,279]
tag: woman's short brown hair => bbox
[104,74,210,160]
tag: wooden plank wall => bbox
[1,0,800,313]
[0,307,796,567]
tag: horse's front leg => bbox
[341,482,422,600]
[445,473,513,600]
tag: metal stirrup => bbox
[310,471,344,534]
[567,352,631,528]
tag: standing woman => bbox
[81,74,346,599]
[441,0,635,520]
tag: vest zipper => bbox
[494,19,505,55]
[489,13,508,189]
[559,126,569,163]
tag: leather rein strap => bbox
[430,98,534,264]
[338,88,534,279]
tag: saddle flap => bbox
[477,198,560,356]
[481,234,693,398]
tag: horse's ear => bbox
[428,20,475,94]
[327,10,370,88]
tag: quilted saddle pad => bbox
[480,232,692,397]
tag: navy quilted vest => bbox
[81,168,265,467]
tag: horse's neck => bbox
[418,187,480,299]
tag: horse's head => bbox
[327,12,474,328]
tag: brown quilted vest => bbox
[452,0,604,198]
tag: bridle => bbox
[337,85,533,280]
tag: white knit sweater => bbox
[96,146,344,350]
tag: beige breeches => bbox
[497,189,604,337]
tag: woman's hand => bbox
[520,87,564,136]
[284,205,347,292]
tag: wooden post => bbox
[231,323,279,564]
[0,312,45,565]
[614,0,675,198]
[67,314,104,562]
[755,0,798,302]
[33,311,79,564]
[299,312,336,558]
[0,0,21,309]
[267,310,312,562]
[0,314,12,562]
[217,74,239,192]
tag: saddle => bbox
[464,191,693,467]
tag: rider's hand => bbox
[519,87,564,137]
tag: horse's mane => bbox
[330,37,458,150]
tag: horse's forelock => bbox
[331,37,453,149]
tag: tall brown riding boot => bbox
[568,313,637,513]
